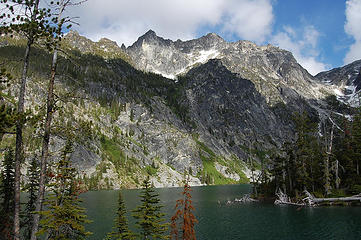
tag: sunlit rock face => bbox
[126,30,333,106]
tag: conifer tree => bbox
[132,177,168,240]
[352,108,361,177]
[293,112,321,193]
[106,191,134,240]
[37,140,92,239]
[170,182,197,240]
[22,156,40,239]
[336,120,355,189]
[0,148,15,239]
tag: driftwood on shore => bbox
[274,188,361,206]
[304,190,361,204]
[274,189,309,206]
[221,194,258,205]
[234,194,258,203]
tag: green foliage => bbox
[0,148,15,238]
[100,134,126,171]
[132,177,169,240]
[106,191,135,240]
[145,165,158,176]
[200,154,235,185]
[0,67,17,140]
[262,110,361,199]
[22,156,40,239]
[38,140,92,239]
[350,185,361,195]
[0,103,17,140]
[194,138,247,185]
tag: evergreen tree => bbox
[351,108,361,177]
[132,177,168,240]
[336,119,356,189]
[293,112,321,194]
[170,183,197,240]
[106,191,134,240]
[38,140,92,239]
[0,149,15,239]
[269,152,287,194]
[22,157,40,239]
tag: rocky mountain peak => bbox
[200,32,224,44]
[129,29,173,49]
[143,29,157,38]
[65,30,80,38]
[97,38,120,50]
[63,31,130,61]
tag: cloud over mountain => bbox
[344,0,361,64]
[271,25,328,75]
[68,0,274,46]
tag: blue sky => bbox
[70,0,361,75]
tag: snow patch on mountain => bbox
[191,49,220,64]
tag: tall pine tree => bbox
[132,177,168,240]
[37,140,92,239]
[0,149,15,240]
[106,191,134,240]
[22,156,40,239]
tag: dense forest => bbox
[255,110,361,204]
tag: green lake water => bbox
[81,184,361,240]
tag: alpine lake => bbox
[81,184,361,240]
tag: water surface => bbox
[82,184,361,240]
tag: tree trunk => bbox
[357,160,359,176]
[282,159,286,194]
[287,157,293,194]
[30,2,66,238]
[13,1,41,238]
[335,160,340,189]
[14,32,34,240]
[324,124,334,195]
[30,47,58,240]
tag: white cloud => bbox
[271,25,329,75]
[221,0,273,43]
[344,0,361,64]
[67,0,273,46]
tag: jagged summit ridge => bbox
[126,30,226,80]
[126,30,331,105]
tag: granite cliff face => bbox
[0,30,358,189]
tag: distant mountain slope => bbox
[0,31,357,189]
[315,60,361,107]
